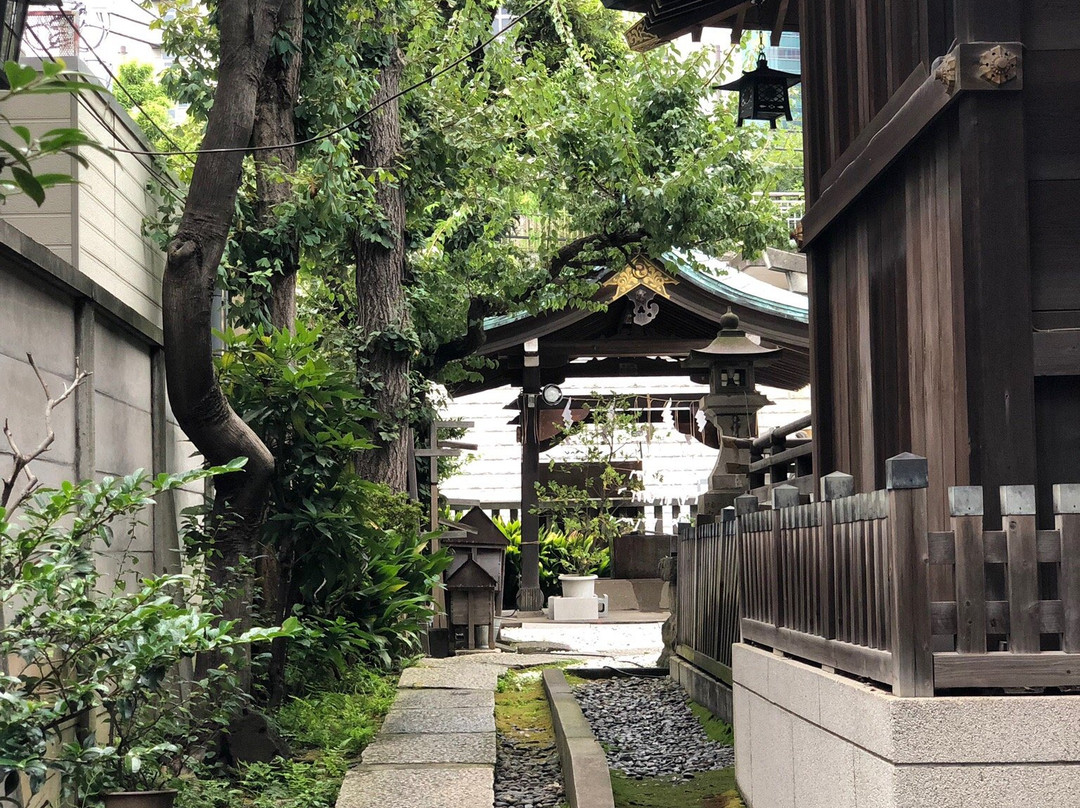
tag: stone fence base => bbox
[733,642,1080,808]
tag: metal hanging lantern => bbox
[716,49,801,129]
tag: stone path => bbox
[336,653,567,808]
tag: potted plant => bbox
[557,530,611,598]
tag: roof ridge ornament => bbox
[603,255,679,300]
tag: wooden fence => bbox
[679,452,1080,697]
[676,517,739,684]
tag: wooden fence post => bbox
[820,472,853,641]
[949,486,986,654]
[1001,486,1039,654]
[772,485,800,632]
[1055,484,1080,653]
[886,453,933,697]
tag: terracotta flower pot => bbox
[103,790,177,808]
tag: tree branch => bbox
[2,353,91,511]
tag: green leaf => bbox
[11,167,45,206]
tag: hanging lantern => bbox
[716,50,801,129]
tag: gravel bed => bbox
[494,734,565,808]
[574,676,735,780]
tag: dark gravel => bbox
[494,734,565,808]
[574,675,735,780]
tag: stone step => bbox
[336,764,493,808]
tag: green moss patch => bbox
[611,769,742,808]
[688,701,735,746]
[495,668,558,747]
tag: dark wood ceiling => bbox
[607,0,801,51]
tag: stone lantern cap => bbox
[682,308,783,368]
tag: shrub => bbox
[0,463,296,805]
[217,327,450,684]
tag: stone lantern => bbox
[682,308,781,516]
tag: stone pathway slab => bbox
[336,765,493,808]
[362,732,496,765]
[393,688,494,710]
[382,705,495,734]
[398,664,502,691]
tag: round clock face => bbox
[540,384,562,406]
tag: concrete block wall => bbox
[733,643,1080,808]
[0,221,200,578]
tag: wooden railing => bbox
[928,483,1080,689]
[745,414,814,499]
[680,452,1080,697]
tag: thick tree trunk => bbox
[250,0,303,707]
[163,0,283,683]
[353,41,411,493]
[253,0,303,333]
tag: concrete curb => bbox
[541,669,615,808]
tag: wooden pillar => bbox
[517,353,544,611]
[953,0,1035,524]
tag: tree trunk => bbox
[250,0,303,707]
[353,40,411,493]
[163,0,284,684]
[253,0,303,333]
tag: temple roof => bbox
[454,254,810,395]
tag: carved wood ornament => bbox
[979,45,1019,86]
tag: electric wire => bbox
[21,22,186,207]
[49,2,195,162]
[96,0,546,158]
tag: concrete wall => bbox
[0,222,200,577]
[733,642,1080,808]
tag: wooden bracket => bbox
[936,43,1023,93]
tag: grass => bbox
[688,701,735,746]
[175,667,397,808]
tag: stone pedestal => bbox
[547,595,608,621]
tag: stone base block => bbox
[733,642,1080,808]
[669,654,733,724]
[547,595,605,621]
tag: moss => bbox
[688,701,735,746]
[610,770,743,808]
[495,668,558,747]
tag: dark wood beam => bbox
[771,0,790,46]
[732,7,746,44]
[802,65,955,248]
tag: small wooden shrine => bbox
[443,507,509,650]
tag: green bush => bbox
[494,517,610,605]
[0,463,296,805]
[217,326,450,681]
[275,668,395,754]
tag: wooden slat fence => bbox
[676,453,1080,696]
[677,516,739,681]
[928,484,1080,689]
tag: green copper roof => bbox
[481,250,808,330]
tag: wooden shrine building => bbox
[452,253,810,610]
[609,0,1080,530]
[604,4,1080,807]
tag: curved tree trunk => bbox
[353,40,411,493]
[163,0,284,684]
